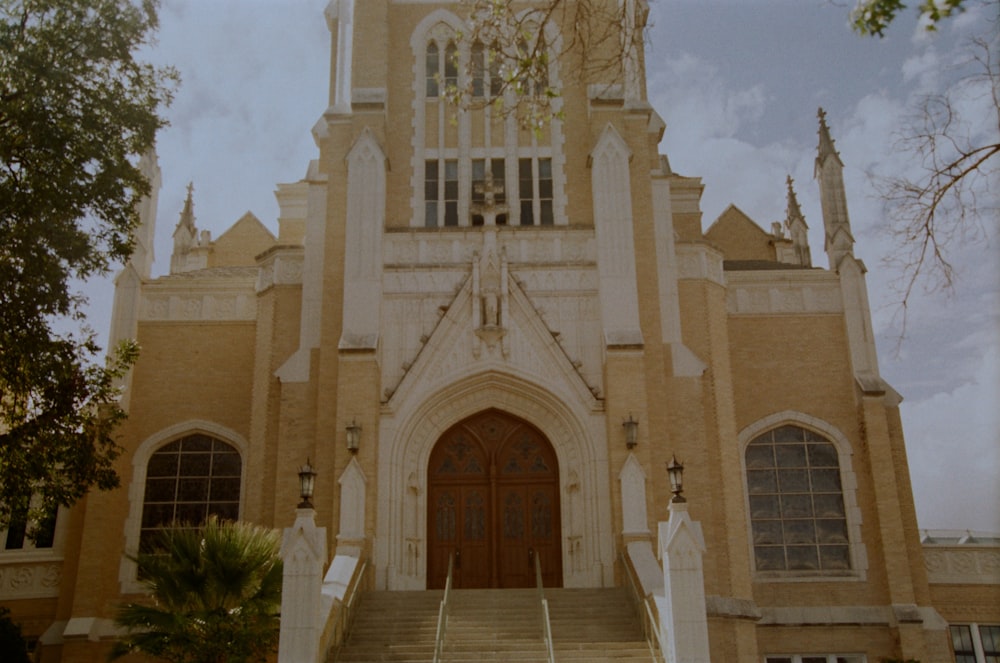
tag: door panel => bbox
[427,409,562,589]
[498,486,532,588]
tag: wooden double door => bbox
[427,410,562,589]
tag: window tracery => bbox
[413,13,564,229]
[743,421,860,575]
[139,433,242,551]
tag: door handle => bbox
[455,549,461,569]
[528,547,534,567]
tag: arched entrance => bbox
[427,409,562,589]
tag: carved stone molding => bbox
[142,292,257,322]
[383,228,596,268]
[675,244,724,285]
[257,250,304,291]
[725,271,842,315]
[924,547,1000,585]
[0,561,62,599]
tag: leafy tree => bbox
[0,0,175,532]
[111,517,284,663]
[850,0,967,37]
[0,607,31,663]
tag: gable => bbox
[704,205,776,262]
[210,212,277,267]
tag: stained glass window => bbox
[747,425,850,572]
[140,434,242,551]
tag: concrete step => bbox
[331,587,652,663]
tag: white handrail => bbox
[621,553,665,663]
[432,553,455,663]
[534,552,555,663]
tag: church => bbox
[3,1,998,662]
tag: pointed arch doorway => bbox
[427,409,562,589]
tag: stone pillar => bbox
[656,502,710,663]
[278,508,328,663]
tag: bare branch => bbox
[444,0,646,129]
[875,29,1000,325]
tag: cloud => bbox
[902,343,1000,531]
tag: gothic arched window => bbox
[426,42,440,97]
[745,425,850,572]
[139,434,242,551]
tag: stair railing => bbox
[432,552,455,663]
[621,552,666,663]
[533,550,556,663]
[320,556,367,662]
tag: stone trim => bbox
[725,270,843,315]
[923,546,1000,585]
[257,248,305,292]
[141,273,259,322]
[375,371,614,590]
[0,561,62,599]
[705,595,762,621]
[383,227,596,267]
[675,244,725,285]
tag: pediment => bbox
[384,270,600,410]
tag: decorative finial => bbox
[785,175,804,222]
[815,107,842,168]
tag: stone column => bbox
[656,502,710,663]
[278,508,328,663]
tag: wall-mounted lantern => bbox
[298,459,317,509]
[346,420,362,454]
[623,414,639,450]
[667,455,686,504]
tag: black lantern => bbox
[298,459,317,509]
[623,414,638,450]
[667,455,685,503]
[346,420,361,454]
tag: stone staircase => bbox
[331,587,654,662]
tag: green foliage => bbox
[0,0,176,531]
[0,607,31,663]
[851,0,967,36]
[111,517,284,663]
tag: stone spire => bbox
[814,108,854,269]
[784,175,811,267]
[130,149,160,279]
[171,182,198,274]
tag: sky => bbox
[85,0,998,532]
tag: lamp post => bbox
[297,459,316,509]
[346,420,361,454]
[623,414,638,450]
[667,455,685,504]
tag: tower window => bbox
[471,42,485,98]
[426,43,439,97]
[518,157,553,226]
[746,425,850,572]
[444,42,458,92]
[425,159,458,228]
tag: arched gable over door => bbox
[427,409,562,589]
